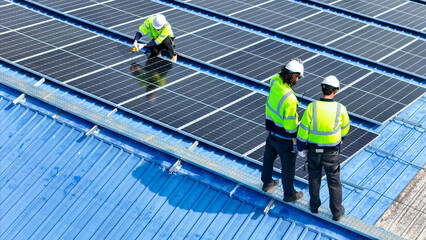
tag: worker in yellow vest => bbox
[133,13,177,62]
[297,75,350,221]
[261,59,304,203]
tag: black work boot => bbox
[283,191,303,202]
[332,206,345,221]
[310,205,319,214]
[262,179,279,192]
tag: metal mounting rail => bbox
[0,73,402,240]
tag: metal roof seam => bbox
[1,94,187,170]
[0,115,53,168]
[393,117,426,130]
[367,146,425,170]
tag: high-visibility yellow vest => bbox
[265,74,299,138]
[297,100,350,147]
[138,16,174,45]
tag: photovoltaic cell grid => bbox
[0,0,10,6]
[315,0,426,32]
[183,0,426,78]
[26,0,426,124]
[0,3,378,180]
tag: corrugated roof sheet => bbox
[0,91,367,239]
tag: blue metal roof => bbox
[0,84,367,239]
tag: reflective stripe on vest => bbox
[266,91,292,120]
[266,115,297,128]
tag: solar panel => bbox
[0,3,379,180]
[314,0,426,32]
[23,0,426,124]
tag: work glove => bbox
[298,150,307,158]
[133,42,140,51]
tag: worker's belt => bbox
[270,131,292,141]
[307,144,339,153]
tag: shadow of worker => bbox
[130,57,173,103]
[130,162,264,222]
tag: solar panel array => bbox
[314,0,426,32]
[26,0,425,124]
[179,0,426,78]
[0,2,379,180]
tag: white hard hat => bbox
[285,58,304,77]
[321,75,340,89]
[153,14,166,30]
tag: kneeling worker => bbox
[133,13,177,62]
[296,76,350,221]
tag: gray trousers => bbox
[307,147,344,217]
[261,133,297,197]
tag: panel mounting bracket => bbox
[13,78,45,105]
[264,198,275,214]
[34,77,45,87]
[13,93,26,105]
[229,183,240,197]
[86,108,117,136]
[169,141,199,173]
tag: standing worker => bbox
[296,75,350,221]
[133,13,177,62]
[261,59,304,203]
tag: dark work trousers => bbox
[261,132,297,197]
[307,146,344,217]
[149,37,176,58]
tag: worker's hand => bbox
[298,150,307,158]
[291,144,297,153]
